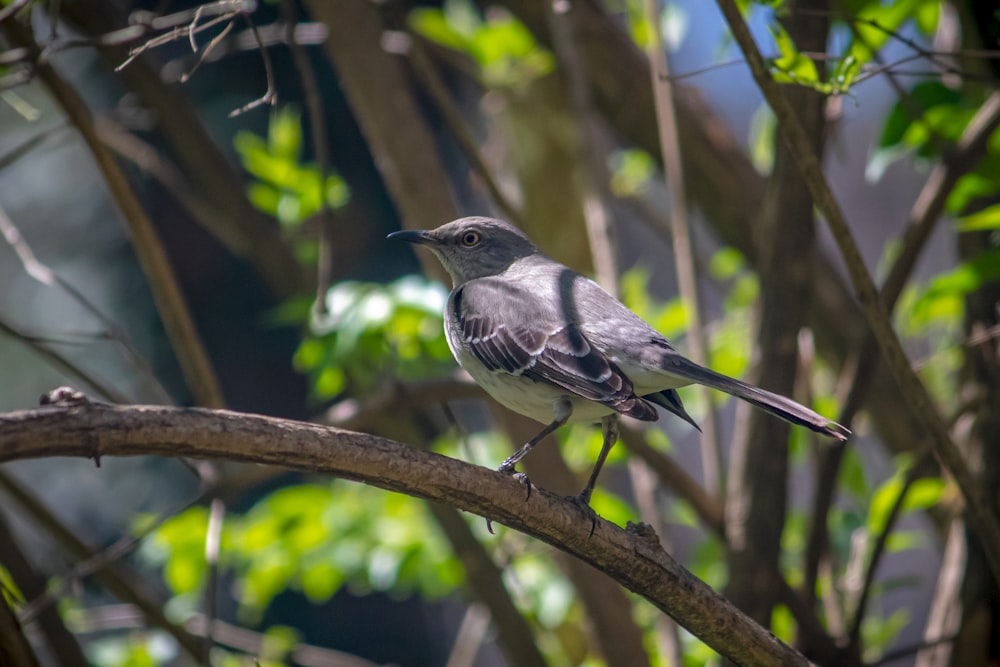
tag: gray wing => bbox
[452,278,657,421]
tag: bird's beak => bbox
[387,229,438,245]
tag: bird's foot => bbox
[565,491,599,538]
[487,464,533,535]
[497,462,533,501]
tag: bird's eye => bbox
[460,230,481,247]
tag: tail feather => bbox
[647,389,701,432]
[662,357,850,441]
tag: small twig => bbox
[202,498,225,666]
[0,317,129,403]
[621,427,725,536]
[70,605,385,667]
[443,603,491,667]
[17,482,211,624]
[228,14,277,117]
[178,16,236,83]
[546,0,620,293]
[0,0,30,23]
[116,13,236,72]
[846,459,926,651]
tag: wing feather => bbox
[453,279,656,421]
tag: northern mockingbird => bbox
[390,217,849,512]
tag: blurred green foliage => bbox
[762,0,939,95]
[141,481,463,621]
[294,276,454,400]
[410,0,553,90]
[234,107,350,265]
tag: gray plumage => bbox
[389,216,849,511]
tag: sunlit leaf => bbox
[268,107,302,161]
[749,104,776,174]
[957,203,1000,231]
[770,24,820,85]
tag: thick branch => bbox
[0,402,808,667]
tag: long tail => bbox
[663,356,850,441]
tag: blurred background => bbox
[0,0,998,665]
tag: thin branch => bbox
[0,318,130,403]
[227,14,277,117]
[71,604,385,667]
[202,498,225,666]
[2,19,226,409]
[803,89,1000,597]
[0,512,89,667]
[621,427,725,537]
[846,460,925,651]
[546,0,619,293]
[0,400,812,667]
[715,0,1000,584]
[279,0,334,312]
[0,590,39,667]
[645,0,724,498]
[404,35,525,227]
[0,470,207,662]
[0,204,173,403]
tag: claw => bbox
[487,467,535,533]
[498,464,533,500]
[565,493,599,538]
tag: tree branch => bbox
[0,401,809,667]
[715,0,1000,584]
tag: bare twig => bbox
[227,14,277,116]
[846,459,926,651]
[70,604,385,667]
[546,0,619,293]
[203,498,225,665]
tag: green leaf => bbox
[769,24,820,85]
[877,82,962,151]
[749,104,776,174]
[840,447,869,502]
[709,247,746,280]
[957,204,1000,231]
[268,107,302,161]
[913,249,1000,322]
[609,149,656,197]
[913,0,941,34]
[409,8,471,52]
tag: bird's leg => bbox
[568,414,620,537]
[497,398,573,476]
[577,414,619,505]
[487,400,573,535]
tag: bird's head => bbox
[388,216,539,285]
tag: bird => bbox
[389,216,849,518]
